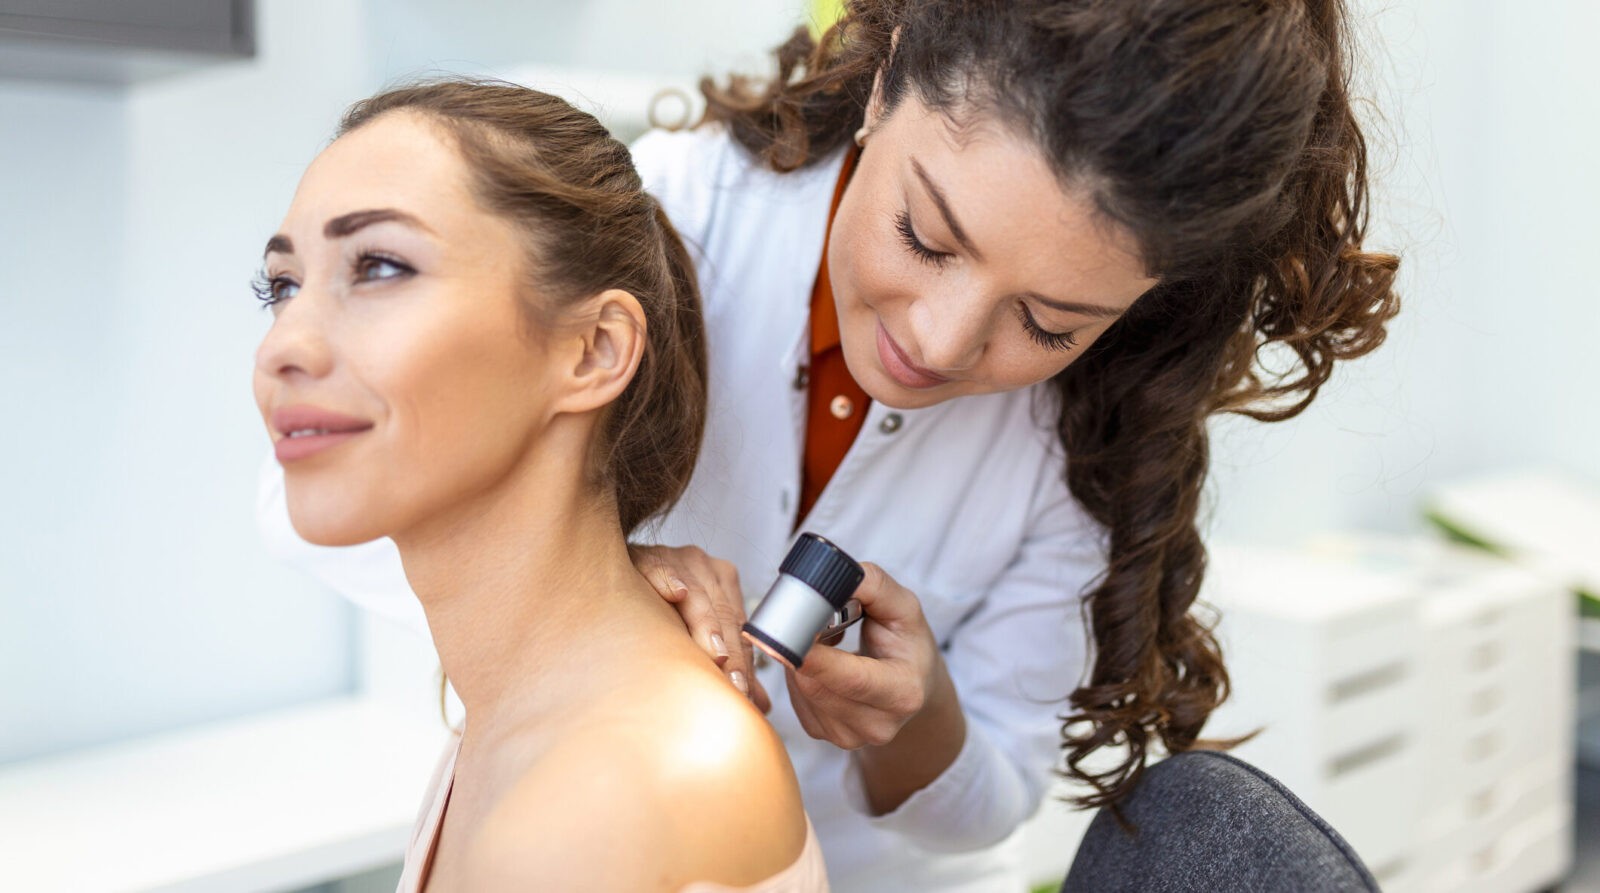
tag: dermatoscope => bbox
[742,533,865,670]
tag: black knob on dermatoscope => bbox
[742,533,865,670]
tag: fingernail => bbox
[730,670,748,695]
[710,632,729,659]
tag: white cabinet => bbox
[1203,542,1426,888]
[1203,538,1574,893]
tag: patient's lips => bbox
[271,405,375,463]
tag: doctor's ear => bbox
[860,25,901,138]
[552,288,647,415]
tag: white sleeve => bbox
[840,452,1099,852]
[255,451,428,637]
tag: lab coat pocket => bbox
[907,558,1007,646]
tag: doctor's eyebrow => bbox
[1027,292,1126,320]
[910,157,984,262]
[262,208,437,259]
[908,158,1127,322]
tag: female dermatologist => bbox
[258,1,1399,890]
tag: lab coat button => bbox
[879,413,904,434]
[792,365,810,390]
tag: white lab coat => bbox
[256,125,1103,893]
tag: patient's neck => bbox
[392,428,677,735]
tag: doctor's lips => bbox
[270,406,374,463]
[876,322,950,390]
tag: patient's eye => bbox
[252,270,299,308]
[355,252,414,283]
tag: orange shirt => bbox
[798,148,868,524]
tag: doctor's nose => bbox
[908,293,987,373]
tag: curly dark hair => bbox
[699,0,1400,809]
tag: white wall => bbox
[1206,0,1600,544]
[358,0,807,82]
[0,0,383,766]
[1,81,139,762]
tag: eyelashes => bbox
[894,210,951,268]
[896,209,1079,353]
[251,270,295,308]
[252,250,414,310]
[1017,306,1079,352]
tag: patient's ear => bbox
[552,288,647,415]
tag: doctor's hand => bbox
[630,543,772,714]
[783,563,965,763]
[785,563,968,813]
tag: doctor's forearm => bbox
[852,662,968,815]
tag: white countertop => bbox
[0,696,450,893]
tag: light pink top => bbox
[395,731,828,893]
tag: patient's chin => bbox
[286,488,389,547]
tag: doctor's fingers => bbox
[784,677,832,742]
[630,546,721,657]
[628,546,756,698]
[784,664,912,749]
[703,557,767,709]
[792,643,927,717]
[785,678,857,747]
[676,569,753,682]
[747,667,773,714]
[630,544,686,601]
[852,563,928,631]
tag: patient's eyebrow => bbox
[263,208,435,260]
[324,207,435,239]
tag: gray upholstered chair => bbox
[1062,750,1382,892]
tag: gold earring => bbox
[854,126,870,147]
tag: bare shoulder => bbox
[463,664,808,892]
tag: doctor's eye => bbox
[1017,305,1079,353]
[895,210,952,269]
[252,270,300,309]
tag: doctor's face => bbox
[252,112,560,547]
[827,98,1159,409]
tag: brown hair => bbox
[701,0,1399,809]
[337,79,708,535]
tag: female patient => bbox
[251,80,825,892]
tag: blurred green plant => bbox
[809,0,846,37]
[1425,508,1600,616]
